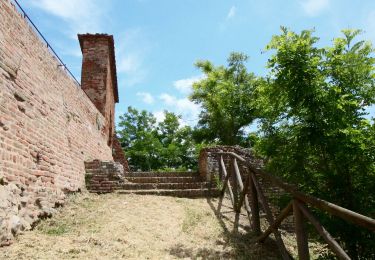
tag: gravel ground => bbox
[0,192,285,259]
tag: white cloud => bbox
[116,29,150,87]
[173,75,204,94]
[159,94,200,125]
[300,0,330,16]
[227,6,236,19]
[153,110,188,127]
[153,111,166,123]
[136,92,154,104]
[29,0,105,38]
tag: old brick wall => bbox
[112,137,130,173]
[85,160,125,193]
[0,0,115,245]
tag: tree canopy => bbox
[190,52,260,145]
[255,28,375,259]
[117,107,201,171]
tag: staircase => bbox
[118,171,220,198]
[84,161,219,198]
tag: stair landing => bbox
[119,171,219,198]
[84,162,219,198]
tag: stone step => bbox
[121,182,211,190]
[128,171,198,178]
[116,188,220,198]
[125,176,202,183]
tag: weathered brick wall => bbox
[112,137,130,173]
[198,146,263,181]
[85,160,125,193]
[79,34,119,147]
[0,0,115,245]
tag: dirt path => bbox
[1,193,282,259]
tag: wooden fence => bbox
[212,151,375,260]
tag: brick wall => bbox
[0,0,120,245]
[112,137,130,173]
[84,160,125,193]
[79,34,119,147]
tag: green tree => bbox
[256,28,375,259]
[117,107,162,171]
[190,52,259,145]
[117,107,199,171]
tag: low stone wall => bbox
[198,145,263,181]
[85,160,125,193]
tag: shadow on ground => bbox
[168,196,282,259]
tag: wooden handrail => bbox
[214,152,375,231]
[210,150,375,259]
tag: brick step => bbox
[121,182,211,190]
[125,176,202,183]
[116,188,220,198]
[128,171,198,178]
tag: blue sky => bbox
[17,0,375,126]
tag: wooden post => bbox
[293,199,310,260]
[231,157,239,210]
[249,173,261,235]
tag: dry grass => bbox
[0,192,287,260]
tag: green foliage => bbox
[117,107,202,171]
[40,222,69,236]
[190,52,260,145]
[117,107,162,171]
[255,28,375,259]
[212,174,223,190]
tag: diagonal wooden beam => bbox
[257,201,293,243]
[218,156,235,209]
[236,172,253,223]
[251,172,291,260]
[297,201,350,260]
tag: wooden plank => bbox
[237,172,253,224]
[257,201,293,242]
[222,157,235,206]
[237,172,250,211]
[218,156,234,208]
[297,202,351,260]
[249,173,261,235]
[293,200,310,260]
[231,158,239,210]
[251,173,291,260]
[216,151,247,163]
[233,158,244,191]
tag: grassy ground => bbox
[0,192,288,260]
[1,192,329,259]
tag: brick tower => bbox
[78,34,119,147]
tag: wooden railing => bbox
[213,151,375,260]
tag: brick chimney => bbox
[78,34,119,147]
